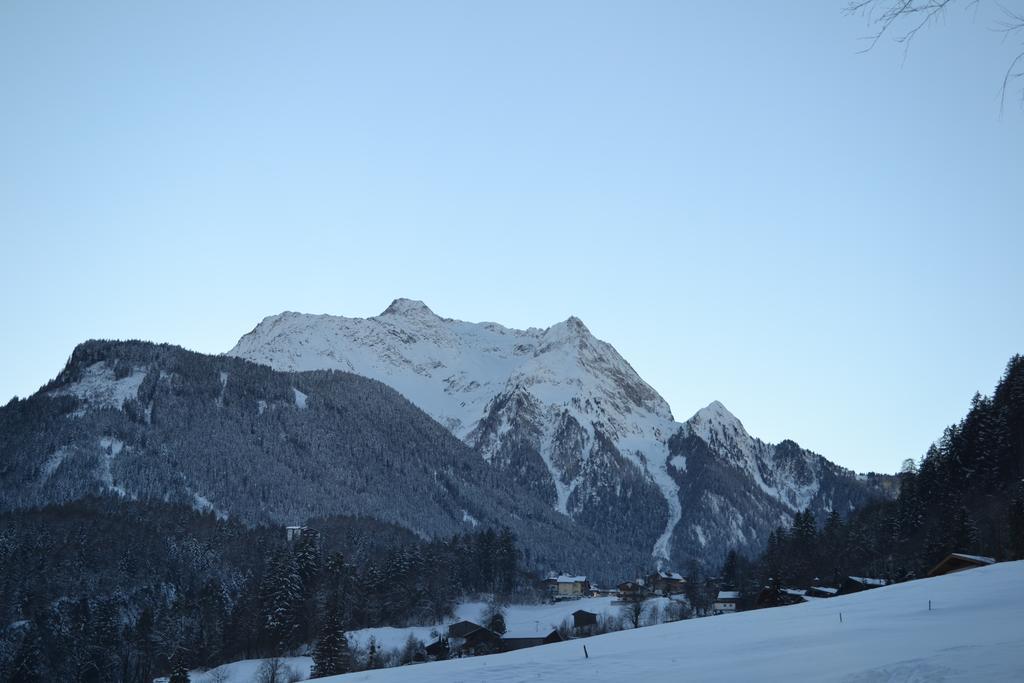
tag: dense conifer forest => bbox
[0,497,524,681]
[732,355,1024,593]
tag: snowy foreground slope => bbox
[324,562,1024,683]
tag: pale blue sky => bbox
[2,1,1021,473]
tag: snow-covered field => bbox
[189,657,312,682]
[347,596,623,651]
[187,597,629,682]
[320,561,1024,682]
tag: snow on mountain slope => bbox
[229,300,882,567]
[229,300,682,562]
[319,561,1024,683]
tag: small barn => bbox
[927,553,995,578]
[573,609,598,629]
[447,621,501,655]
[501,629,564,651]
[424,638,449,660]
[837,576,888,596]
[461,626,502,656]
[754,587,804,609]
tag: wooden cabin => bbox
[927,553,995,578]
[647,570,686,595]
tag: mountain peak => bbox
[543,315,593,342]
[379,298,437,318]
[688,400,746,434]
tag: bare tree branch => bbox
[845,0,1024,111]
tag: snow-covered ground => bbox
[347,596,624,651]
[190,657,312,683]
[319,561,1024,682]
[186,597,631,682]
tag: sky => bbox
[1,1,1021,474]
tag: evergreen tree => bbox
[365,636,381,670]
[168,653,190,683]
[310,610,350,677]
[262,550,303,652]
[482,600,507,635]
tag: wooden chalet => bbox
[617,580,648,602]
[647,570,686,596]
[806,586,838,599]
[927,553,995,578]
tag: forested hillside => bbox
[745,355,1024,588]
[0,497,527,681]
[0,340,642,579]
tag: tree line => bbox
[721,355,1024,595]
[0,496,526,682]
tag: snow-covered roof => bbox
[557,575,587,583]
[811,586,838,595]
[849,577,887,586]
[781,589,807,597]
[657,570,684,581]
[717,591,740,600]
[950,553,995,565]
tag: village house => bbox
[713,590,740,614]
[837,576,888,596]
[806,585,838,599]
[284,525,307,542]
[617,580,647,602]
[588,584,617,598]
[646,570,686,596]
[927,553,995,578]
[552,574,589,600]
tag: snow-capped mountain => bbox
[229,299,888,567]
